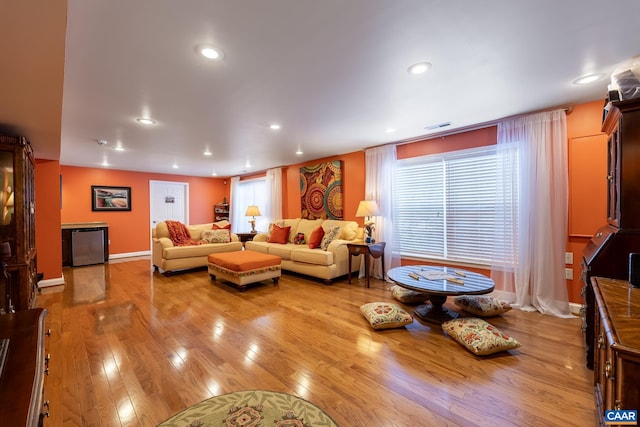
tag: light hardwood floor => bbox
[36,258,596,426]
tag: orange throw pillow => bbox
[308,226,325,249]
[268,224,291,244]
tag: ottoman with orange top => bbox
[207,250,282,291]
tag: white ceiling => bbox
[5,1,640,177]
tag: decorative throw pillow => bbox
[212,221,232,238]
[390,285,430,304]
[320,225,341,251]
[454,295,512,317]
[308,226,325,249]
[442,317,521,356]
[360,302,413,330]
[293,232,305,245]
[268,224,291,244]
[201,229,231,243]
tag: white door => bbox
[150,181,189,229]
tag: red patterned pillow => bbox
[308,226,325,249]
[268,224,291,244]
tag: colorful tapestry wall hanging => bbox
[300,160,343,219]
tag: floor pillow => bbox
[360,302,413,330]
[390,285,429,304]
[453,295,512,317]
[442,317,521,356]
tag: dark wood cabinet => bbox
[0,308,49,426]
[591,277,640,427]
[601,98,640,229]
[0,135,37,312]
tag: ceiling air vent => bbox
[424,121,451,131]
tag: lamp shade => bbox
[245,205,261,217]
[355,200,379,217]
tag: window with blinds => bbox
[395,145,517,265]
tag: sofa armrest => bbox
[153,237,174,249]
[252,232,269,242]
[230,233,240,242]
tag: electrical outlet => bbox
[565,252,573,265]
[565,268,573,280]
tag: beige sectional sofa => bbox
[152,221,243,275]
[244,218,364,283]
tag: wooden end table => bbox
[236,232,259,245]
[347,242,386,288]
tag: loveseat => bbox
[152,221,243,275]
[244,218,364,283]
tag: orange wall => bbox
[59,166,228,255]
[35,159,62,281]
[281,151,366,224]
[565,100,608,302]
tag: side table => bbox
[236,232,259,245]
[347,242,386,288]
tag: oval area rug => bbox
[157,389,340,427]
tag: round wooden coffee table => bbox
[388,265,495,324]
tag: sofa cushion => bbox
[360,302,413,330]
[202,229,231,243]
[320,225,341,250]
[244,241,269,254]
[163,242,242,259]
[308,226,325,249]
[268,244,295,260]
[322,220,358,241]
[290,247,333,266]
[268,224,291,244]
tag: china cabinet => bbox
[0,135,37,312]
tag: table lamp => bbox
[245,205,261,233]
[355,200,380,243]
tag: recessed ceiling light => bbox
[113,146,125,152]
[136,117,156,125]
[172,163,178,169]
[270,124,281,130]
[197,44,224,60]
[211,171,218,176]
[203,149,212,156]
[573,73,606,85]
[407,61,432,75]
[296,149,303,155]
[385,128,396,133]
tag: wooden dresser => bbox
[591,277,640,426]
[0,308,49,426]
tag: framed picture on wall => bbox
[91,186,131,211]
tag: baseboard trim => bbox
[109,250,151,259]
[38,276,65,288]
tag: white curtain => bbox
[229,176,241,232]
[266,167,283,222]
[492,109,572,317]
[363,145,401,280]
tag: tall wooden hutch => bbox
[581,98,640,424]
[0,135,37,312]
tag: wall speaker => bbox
[629,253,640,288]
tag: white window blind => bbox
[395,145,518,265]
[232,178,268,233]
